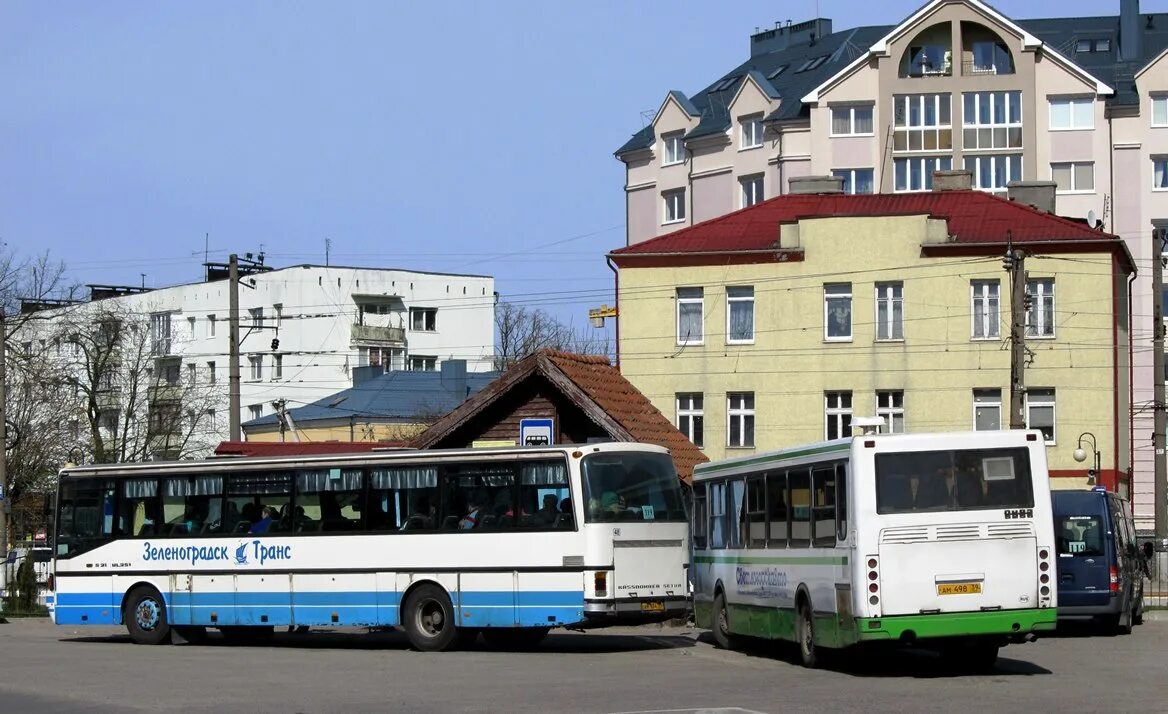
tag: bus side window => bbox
[709,481,727,549]
[766,470,788,548]
[728,478,746,549]
[118,479,160,537]
[746,478,766,548]
[811,466,836,548]
[789,468,811,548]
[692,483,708,549]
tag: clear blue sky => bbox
[0,0,1137,328]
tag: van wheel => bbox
[796,600,819,669]
[124,586,172,645]
[403,584,457,652]
[711,592,740,650]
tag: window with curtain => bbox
[118,479,159,538]
[161,476,223,535]
[726,286,755,343]
[296,469,365,533]
[369,465,439,532]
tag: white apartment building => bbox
[15,263,494,456]
[614,0,1168,531]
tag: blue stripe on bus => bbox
[54,590,585,629]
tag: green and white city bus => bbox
[691,429,1057,668]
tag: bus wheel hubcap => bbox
[419,600,444,636]
[136,599,160,630]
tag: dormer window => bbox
[739,115,764,150]
[767,65,788,80]
[662,132,686,166]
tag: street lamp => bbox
[1072,432,1101,487]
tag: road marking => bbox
[606,709,768,714]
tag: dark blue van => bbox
[1051,488,1148,634]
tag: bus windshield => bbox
[874,447,1034,514]
[581,451,686,523]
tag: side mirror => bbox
[1142,541,1155,560]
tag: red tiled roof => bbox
[214,441,409,457]
[411,350,708,482]
[541,350,708,482]
[610,190,1117,257]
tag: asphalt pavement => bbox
[0,617,1164,713]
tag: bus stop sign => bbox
[520,418,554,446]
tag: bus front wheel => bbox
[403,584,457,652]
[124,586,172,646]
[796,600,819,668]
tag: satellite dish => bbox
[1087,209,1098,227]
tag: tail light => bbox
[1109,565,1119,593]
[1037,547,1054,607]
[866,555,880,607]
[594,571,608,597]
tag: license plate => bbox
[640,601,665,612]
[937,582,982,595]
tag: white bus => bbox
[50,443,689,650]
[691,429,1057,669]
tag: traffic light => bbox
[270,338,280,351]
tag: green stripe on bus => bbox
[694,442,851,476]
[693,554,848,566]
[856,608,1057,641]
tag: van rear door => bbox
[1052,493,1111,609]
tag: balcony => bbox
[352,324,406,345]
[963,61,1012,76]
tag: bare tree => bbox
[12,300,223,466]
[493,301,611,370]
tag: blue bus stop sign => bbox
[519,418,554,446]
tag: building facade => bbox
[614,0,1166,529]
[608,185,1134,493]
[14,263,494,459]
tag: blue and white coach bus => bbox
[49,443,689,650]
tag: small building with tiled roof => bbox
[608,177,1133,494]
[410,350,707,483]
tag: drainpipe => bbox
[606,255,620,369]
[1129,268,1137,498]
[349,415,355,442]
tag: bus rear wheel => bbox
[124,586,171,646]
[711,592,740,650]
[403,584,457,652]
[796,600,819,668]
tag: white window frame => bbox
[973,389,1002,431]
[823,283,853,342]
[186,362,196,387]
[1026,278,1056,339]
[829,104,875,137]
[207,361,216,385]
[409,307,437,332]
[825,391,853,440]
[1152,96,1168,128]
[876,390,905,434]
[726,286,755,344]
[1048,97,1094,131]
[739,115,764,150]
[832,168,875,194]
[676,287,704,346]
[964,153,1023,192]
[662,132,686,166]
[248,404,263,420]
[207,314,216,338]
[409,355,437,372]
[892,93,952,153]
[971,280,1001,339]
[676,393,704,448]
[727,392,755,448]
[273,353,284,380]
[962,91,1023,149]
[875,282,904,341]
[663,188,687,224]
[249,354,263,380]
[1154,157,1168,192]
[1025,388,1056,444]
[878,394,901,432]
[1051,161,1095,194]
[248,306,264,328]
[739,174,764,208]
[893,155,953,192]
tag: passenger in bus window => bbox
[249,506,275,534]
[534,494,560,525]
[601,492,627,519]
[460,493,485,529]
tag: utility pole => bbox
[1153,228,1167,546]
[0,310,9,553]
[1004,235,1028,429]
[228,254,241,442]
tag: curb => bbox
[1142,609,1168,622]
